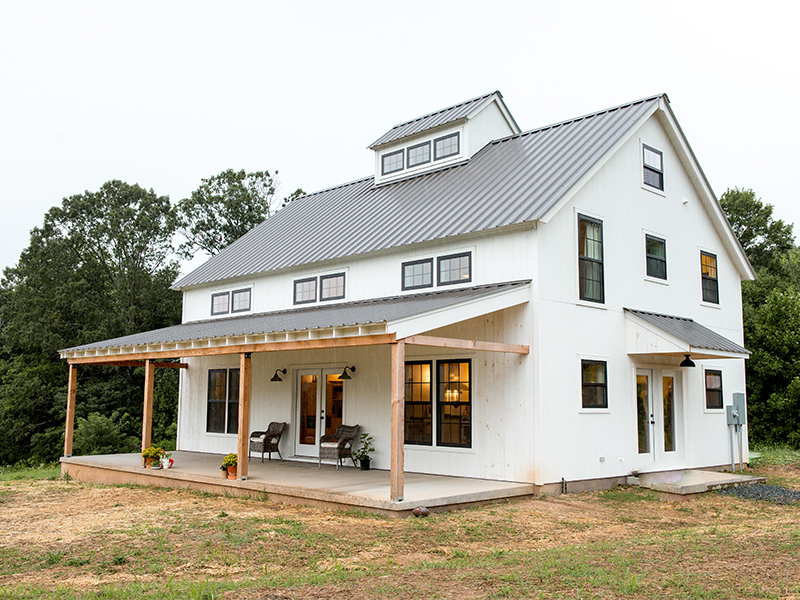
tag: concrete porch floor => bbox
[60,451,535,515]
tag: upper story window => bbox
[231,288,251,313]
[643,145,664,191]
[701,251,719,304]
[320,273,346,301]
[582,360,608,409]
[402,258,433,290]
[211,292,230,316]
[578,215,604,303]
[407,141,431,168]
[645,235,667,280]
[438,252,471,286]
[434,132,460,161]
[381,150,404,175]
[294,277,317,305]
[705,369,723,409]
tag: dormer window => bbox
[407,141,431,168]
[381,150,404,175]
[434,132,460,161]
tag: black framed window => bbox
[320,273,345,301]
[705,369,723,409]
[211,292,230,316]
[402,258,433,290]
[404,361,432,445]
[294,277,317,305]
[381,149,404,175]
[643,145,663,190]
[206,368,240,434]
[701,251,719,304]
[407,141,431,168]
[437,360,471,448]
[581,360,607,409]
[231,288,251,313]
[645,235,667,280]
[438,252,471,286]
[578,215,604,303]
[434,132,460,160]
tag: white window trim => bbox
[640,139,666,197]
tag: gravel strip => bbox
[717,484,800,504]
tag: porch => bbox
[60,451,535,516]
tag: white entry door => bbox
[295,368,345,457]
[636,368,682,471]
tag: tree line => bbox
[0,170,302,465]
[0,183,796,466]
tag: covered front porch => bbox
[59,451,535,515]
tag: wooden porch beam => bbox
[66,333,397,365]
[236,353,252,480]
[70,360,189,369]
[64,365,78,457]
[403,335,529,355]
[141,359,155,467]
[390,340,405,502]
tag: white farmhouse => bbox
[60,91,753,501]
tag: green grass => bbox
[750,444,800,466]
[0,463,62,481]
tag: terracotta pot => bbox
[144,457,153,468]
[220,468,228,479]
[227,465,237,480]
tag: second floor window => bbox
[231,288,251,313]
[402,258,433,290]
[701,251,719,304]
[294,277,317,305]
[211,292,230,315]
[320,273,345,301]
[645,235,667,280]
[643,145,663,190]
[578,215,604,303]
[438,252,471,285]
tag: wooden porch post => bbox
[390,340,405,501]
[64,364,78,457]
[236,352,252,480]
[141,359,155,467]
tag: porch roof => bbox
[624,308,749,360]
[60,280,530,360]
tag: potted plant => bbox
[222,453,238,479]
[352,433,375,471]
[141,446,166,469]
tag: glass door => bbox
[636,369,654,462]
[636,368,682,471]
[295,368,346,457]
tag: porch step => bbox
[635,469,766,495]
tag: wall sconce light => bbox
[679,354,696,368]
[271,368,287,382]
[340,365,356,380]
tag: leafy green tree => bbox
[720,188,794,274]
[177,168,304,258]
[0,181,182,465]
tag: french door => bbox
[635,368,682,470]
[295,368,345,457]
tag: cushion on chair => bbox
[319,442,340,448]
[251,435,266,442]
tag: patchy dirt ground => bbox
[0,464,798,599]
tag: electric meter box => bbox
[727,392,747,426]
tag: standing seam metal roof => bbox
[625,308,749,354]
[173,94,662,289]
[63,281,530,353]
[368,91,499,149]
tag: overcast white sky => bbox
[1,1,798,276]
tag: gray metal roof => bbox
[173,94,661,290]
[625,308,749,355]
[368,91,499,149]
[63,281,530,352]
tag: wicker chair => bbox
[318,424,359,469]
[249,422,287,462]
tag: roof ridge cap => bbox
[385,90,499,132]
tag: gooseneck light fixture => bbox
[271,368,287,382]
[679,354,696,368]
[340,365,356,380]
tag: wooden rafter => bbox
[73,360,188,369]
[403,335,529,355]
[65,334,397,365]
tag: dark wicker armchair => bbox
[318,424,359,469]
[249,422,287,462]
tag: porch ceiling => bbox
[624,308,749,360]
[61,280,530,363]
